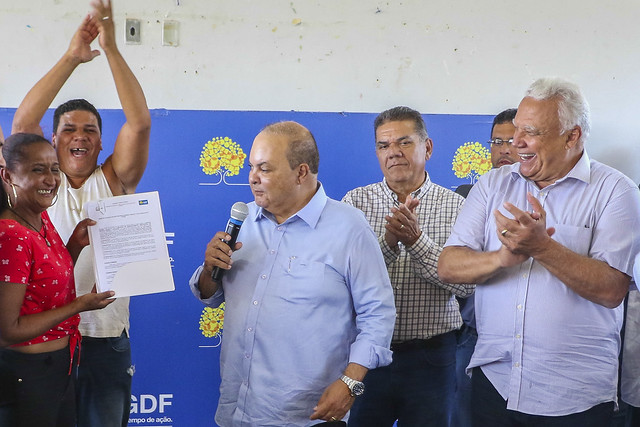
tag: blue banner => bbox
[0,108,493,426]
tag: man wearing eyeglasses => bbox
[489,109,519,169]
[439,78,640,426]
[452,108,517,427]
[456,109,518,198]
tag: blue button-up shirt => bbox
[445,152,640,416]
[190,184,395,426]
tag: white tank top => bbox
[48,166,130,338]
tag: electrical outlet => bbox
[125,19,141,44]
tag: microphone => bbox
[211,202,249,283]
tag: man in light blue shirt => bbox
[439,77,640,426]
[189,121,396,426]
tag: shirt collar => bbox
[254,182,327,228]
[561,150,591,184]
[382,172,432,204]
[512,150,591,187]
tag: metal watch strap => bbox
[340,374,364,396]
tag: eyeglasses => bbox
[488,138,513,146]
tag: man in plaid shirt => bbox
[343,106,474,426]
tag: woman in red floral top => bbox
[0,133,114,427]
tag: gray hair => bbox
[525,77,590,142]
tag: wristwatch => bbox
[340,374,365,397]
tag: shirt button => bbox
[261,274,267,279]
[247,327,253,332]
[277,226,283,231]
[253,300,258,305]
[245,353,250,359]
[270,250,275,254]
[515,362,520,367]
[516,334,521,339]
[517,304,523,310]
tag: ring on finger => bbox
[501,229,508,237]
[330,416,337,422]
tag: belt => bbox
[390,331,456,352]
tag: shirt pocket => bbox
[278,257,327,304]
[552,224,592,256]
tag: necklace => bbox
[8,208,51,247]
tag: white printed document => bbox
[83,191,175,298]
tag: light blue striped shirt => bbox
[190,184,395,426]
[445,151,640,416]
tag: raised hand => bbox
[90,0,117,52]
[67,14,101,63]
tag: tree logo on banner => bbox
[199,302,225,347]
[199,137,248,185]
[451,141,491,184]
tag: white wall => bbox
[1,0,639,182]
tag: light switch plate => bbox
[162,20,179,47]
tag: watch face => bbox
[352,382,365,396]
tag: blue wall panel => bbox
[0,108,492,426]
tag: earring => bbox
[50,192,59,207]
[7,184,17,208]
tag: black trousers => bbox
[0,346,77,427]
[471,367,614,427]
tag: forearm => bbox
[534,240,629,308]
[103,46,150,191]
[343,362,368,382]
[438,246,503,284]
[104,47,150,132]
[0,300,81,346]
[66,241,83,265]
[378,234,400,266]
[409,235,474,297]
[12,54,80,135]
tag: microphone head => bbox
[230,202,249,222]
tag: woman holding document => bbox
[0,133,114,427]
